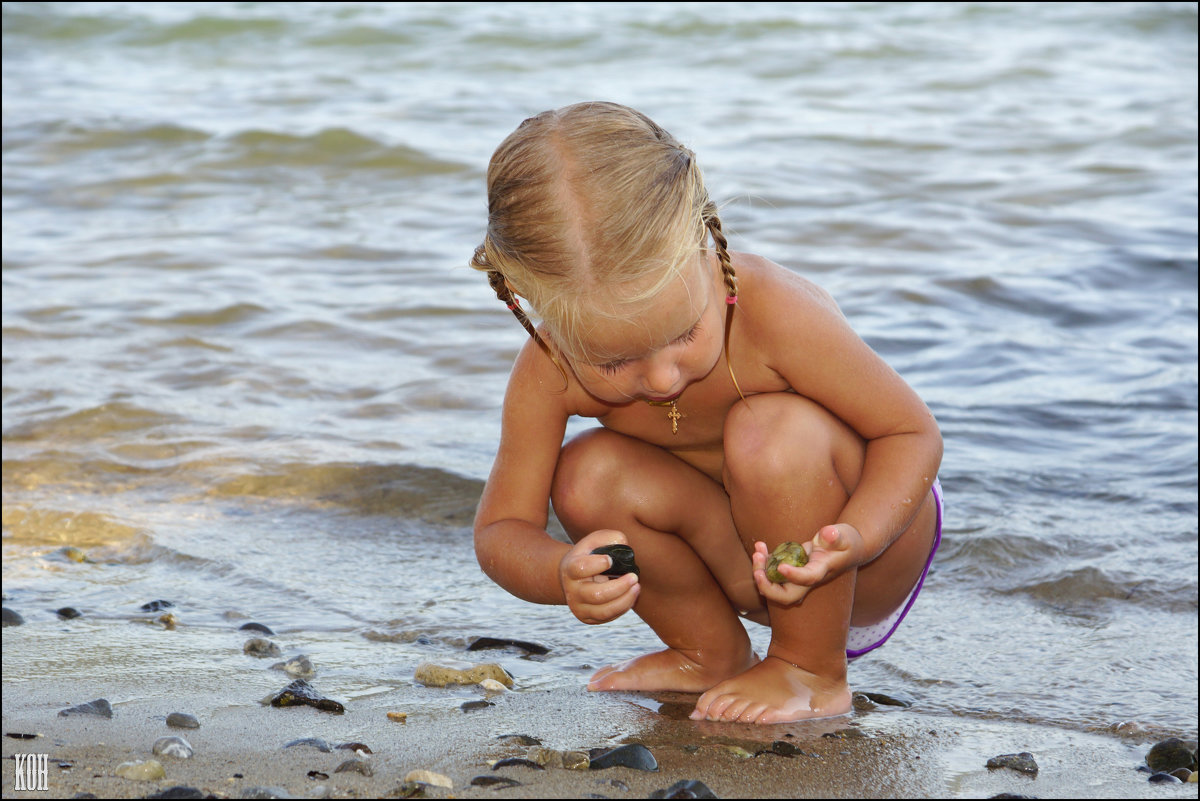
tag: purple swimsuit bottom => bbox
[845,477,943,660]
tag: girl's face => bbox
[565,256,726,404]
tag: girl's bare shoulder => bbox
[730,251,844,330]
[505,334,613,420]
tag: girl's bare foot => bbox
[689,655,852,723]
[587,647,759,693]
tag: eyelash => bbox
[595,324,700,375]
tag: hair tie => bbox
[725,295,738,305]
[507,301,521,311]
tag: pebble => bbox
[1148,772,1182,784]
[152,736,194,759]
[59,699,113,718]
[334,759,373,777]
[244,637,283,658]
[986,752,1039,775]
[589,743,659,771]
[1146,737,1198,774]
[166,712,200,729]
[240,622,275,635]
[241,787,297,799]
[140,600,175,612]
[471,775,522,788]
[413,661,514,688]
[146,787,206,799]
[284,738,332,752]
[461,700,494,712]
[650,779,719,799]
[498,733,542,746]
[466,636,551,656]
[266,679,345,714]
[56,607,82,620]
[404,769,453,788]
[492,757,545,771]
[336,742,373,755]
[114,759,166,781]
[527,746,590,770]
[479,678,508,694]
[271,655,316,678]
[852,690,915,709]
[2,607,24,627]
[387,711,408,723]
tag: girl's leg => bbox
[693,393,936,723]
[551,428,759,693]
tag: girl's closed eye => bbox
[597,358,628,376]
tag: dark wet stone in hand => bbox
[650,779,719,799]
[467,636,550,656]
[2,607,24,627]
[589,743,659,771]
[591,544,640,577]
[56,607,81,620]
[58,699,112,718]
[986,752,1039,775]
[268,680,344,714]
[240,622,275,635]
[1146,737,1198,773]
[140,600,175,612]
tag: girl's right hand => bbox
[559,529,641,624]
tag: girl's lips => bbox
[645,391,683,403]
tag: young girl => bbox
[469,101,943,724]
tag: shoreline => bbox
[1,679,1185,799]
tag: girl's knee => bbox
[723,393,860,493]
[551,428,636,531]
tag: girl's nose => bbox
[640,351,681,396]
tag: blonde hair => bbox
[471,101,738,373]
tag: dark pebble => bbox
[1170,768,1193,780]
[2,607,24,627]
[591,544,640,577]
[492,757,545,770]
[497,734,542,746]
[336,742,373,754]
[988,795,1038,799]
[393,782,427,798]
[986,752,1039,775]
[244,637,282,658]
[853,690,915,708]
[241,787,296,799]
[146,787,207,799]
[467,636,550,656]
[72,794,99,799]
[56,607,82,620]
[589,743,659,771]
[334,759,373,777]
[1146,737,1198,774]
[471,775,522,788]
[239,622,275,635]
[140,600,175,612]
[650,779,719,799]
[283,737,331,752]
[1149,772,1183,784]
[462,700,494,712]
[268,680,344,714]
[6,733,40,740]
[166,712,200,729]
[58,699,112,719]
[307,770,329,780]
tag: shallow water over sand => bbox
[3,2,1196,746]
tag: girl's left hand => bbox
[751,524,864,606]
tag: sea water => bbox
[3,2,1196,743]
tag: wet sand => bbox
[0,675,1177,799]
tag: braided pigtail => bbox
[473,244,566,382]
[702,203,745,401]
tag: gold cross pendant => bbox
[647,399,681,435]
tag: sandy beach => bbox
[2,669,1186,800]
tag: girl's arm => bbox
[748,257,943,567]
[474,340,573,604]
[474,340,640,623]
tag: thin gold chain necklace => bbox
[645,398,682,435]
